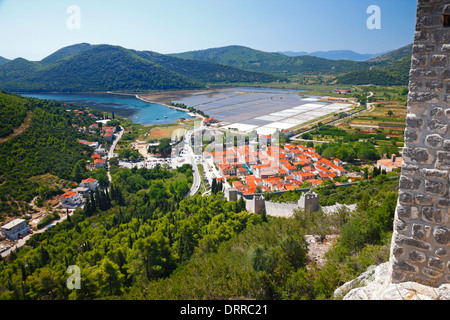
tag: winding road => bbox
[183,123,203,197]
[106,126,124,188]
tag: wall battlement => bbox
[389,0,450,287]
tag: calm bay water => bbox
[21,92,193,125]
[21,88,302,125]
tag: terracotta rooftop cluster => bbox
[205,143,346,195]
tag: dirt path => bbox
[0,111,33,144]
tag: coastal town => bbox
[0,100,403,257]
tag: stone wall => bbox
[264,201,299,218]
[224,186,322,217]
[389,0,450,287]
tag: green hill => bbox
[170,45,369,75]
[132,49,280,83]
[336,44,412,86]
[0,43,413,92]
[0,91,91,216]
[0,44,280,93]
[39,42,93,66]
[172,44,413,85]
[0,56,10,66]
[0,58,42,83]
[366,43,413,64]
[0,45,202,92]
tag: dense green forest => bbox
[0,44,279,93]
[336,46,412,86]
[0,91,30,138]
[0,42,413,93]
[0,45,202,93]
[133,50,280,84]
[0,91,94,217]
[171,45,370,75]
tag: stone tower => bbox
[389,0,450,287]
[298,189,319,213]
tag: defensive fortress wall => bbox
[389,0,450,287]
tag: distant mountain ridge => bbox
[172,44,412,85]
[170,45,371,75]
[0,42,413,92]
[336,44,412,86]
[0,56,10,66]
[277,50,384,61]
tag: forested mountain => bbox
[132,49,279,84]
[170,45,370,75]
[336,44,412,86]
[0,44,279,93]
[0,58,42,83]
[0,45,202,92]
[0,42,413,93]
[39,43,93,66]
[278,49,381,61]
[172,44,413,85]
[366,43,413,64]
[0,57,10,66]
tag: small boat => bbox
[164,115,168,118]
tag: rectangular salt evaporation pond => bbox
[302,97,321,102]
[240,119,273,127]
[257,128,278,135]
[254,115,286,122]
[174,92,242,108]
[326,103,353,111]
[221,123,259,132]
[292,103,327,110]
[268,110,302,118]
[280,118,307,125]
[264,121,298,130]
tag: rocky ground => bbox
[334,262,450,300]
[305,234,337,268]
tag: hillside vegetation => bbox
[171,45,370,75]
[0,44,279,93]
[336,44,412,86]
[0,43,413,91]
[0,91,92,217]
[172,44,413,85]
[0,140,399,300]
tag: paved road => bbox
[108,126,124,158]
[1,210,74,258]
[183,124,202,197]
[107,126,124,187]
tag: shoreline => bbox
[21,91,205,124]
[134,94,205,121]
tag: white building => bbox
[80,178,99,191]
[75,186,90,197]
[1,219,30,241]
[93,159,105,169]
[61,190,83,209]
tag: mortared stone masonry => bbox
[389,0,450,287]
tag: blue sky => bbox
[0,0,417,61]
